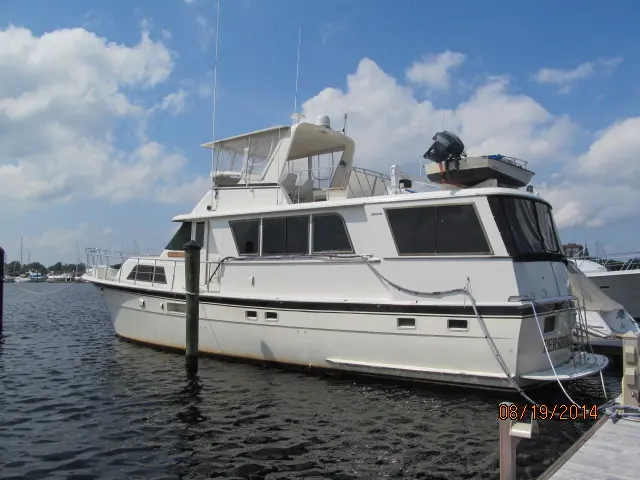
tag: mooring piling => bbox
[184,240,202,370]
[0,246,4,335]
[498,401,538,480]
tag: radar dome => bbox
[316,115,331,128]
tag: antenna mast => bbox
[208,0,221,207]
[292,25,303,123]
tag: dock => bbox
[537,413,640,479]
[499,331,640,480]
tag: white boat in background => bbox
[566,260,640,356]
[83,116,609,391]
[2,272,15,283]
[46,273,74,283]
[27,270,46,283]
[567,244,640,320]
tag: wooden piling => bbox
[498,401,538,480]
[0,246,4,335]
[184,240,201,370]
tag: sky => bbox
[1,0,640,266]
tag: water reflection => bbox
[0,283,625,480]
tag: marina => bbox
[2,2,640,478]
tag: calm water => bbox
[0,283,622,479]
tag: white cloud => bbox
[534,57,623,93]
[160,88,188,115]
[155,176,211,204]
[540,116,640,228]
[0,25,202,205]
[406,50,466,90]
[302,57,575,175]
[575,117,640,180]
[196,14,215,50]
[29,225,87,254]
[301,55,637,230]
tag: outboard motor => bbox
[423,131,466,164]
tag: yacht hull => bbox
[95,283,608,390]
[584,270,640,320]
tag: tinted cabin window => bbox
[386,205,490,255]
[127,265,167,284]
[488,195,562,261]
[229,219,260,255]
[165,222,193,251]
[153,266,167,284]
[195,222,205,247]
[436,205,490,254]
[262,216,309,255]
[262,218,286,255]
[386,206,437,254]
[312,214,353,253]
[286,216,309,254]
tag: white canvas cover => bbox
[566,260,622,312]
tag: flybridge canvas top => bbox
[199,119,355,186]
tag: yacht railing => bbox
[85,247,228,292]
[483,154,529,170]
[347,166,391,198]
[569,247,640,271]
[280,164,391,203]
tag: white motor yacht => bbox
[83,121,608,390]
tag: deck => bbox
[537,414,640,480]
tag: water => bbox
[0,283,622,479]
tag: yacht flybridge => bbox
[84,116,608,390]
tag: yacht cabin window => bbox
[229,213,354,256]
[262,216,309,255]
[194,222,205,247]
[312,213,353,253]
[165,221,205,250]
[488,195,562,261]
[229,219,260,255]
[385,204,491,255]
[127,265,167,284]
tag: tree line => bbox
[4,261,87,275]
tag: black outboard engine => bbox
[423,131,466,164]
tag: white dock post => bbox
[621,331,640,409]
[499,401,539,480]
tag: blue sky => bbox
[1,0,640,265]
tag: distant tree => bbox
[23,262,46,274]
[48,261,63,272]
[6,260,21,273]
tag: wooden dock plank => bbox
[540,416,640,480]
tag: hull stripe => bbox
[93,281,570,317]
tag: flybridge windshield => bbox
[488,195,563,261]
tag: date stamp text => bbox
[498,403,599,421]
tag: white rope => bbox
[330,253,612,414]
[529,301,582,407]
